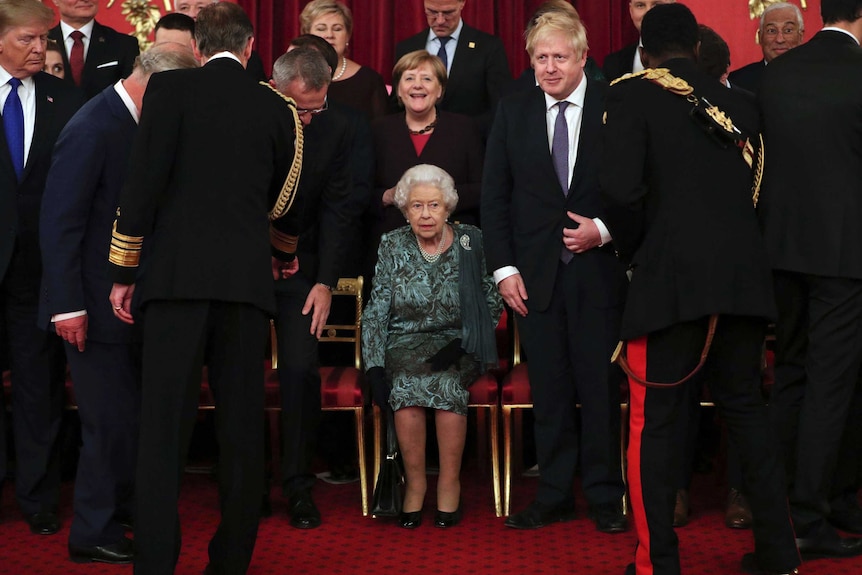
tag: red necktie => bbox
[69,30,84,86]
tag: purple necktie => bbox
[553,101,573,263]
[4,77,24,181]
[552,101,570,195]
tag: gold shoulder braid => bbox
[633,68,763,207]
[259,81,304,221]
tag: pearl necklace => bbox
[333,57,348,81]
[417,225,447,263]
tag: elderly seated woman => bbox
[362,164,502,529]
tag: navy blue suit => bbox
[39,85,141,546]
[0,71,82,515]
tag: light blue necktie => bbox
[3,77,25,181]
[436,36,451,70]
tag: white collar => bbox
[60,19,95,40]
[821,26,860,45]
[426,18,464,43]
[205,51,243,65]
[113,79,139,124]
[543,74,587,112]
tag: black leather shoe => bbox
[504,502,576,529]
[588,501,627,533]
[69,536,134,564]
[796,529,862,559]
[287,492,321,529]
[740,552,799,574]
[399,509,423,529]
[434,507,462,528]
[27,512,60,535]
[829,500,862,534]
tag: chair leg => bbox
[355,407,368,516]
[503,405,513,516]
[489,404,501,517]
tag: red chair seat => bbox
[501,363,531,405]
[320,366,363,408]
[468,371,500,405]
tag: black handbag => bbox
[371,408,403,517]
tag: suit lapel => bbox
[570,78,601,198]
[22,75,56,182]
[524,89,561,198]
[0,105,15,179]
[446,24,476,99]
[83,22,109,82]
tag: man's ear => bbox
[243,37,255,62]
[191,39,202,62]
[638,46,649,70]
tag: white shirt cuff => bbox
[52,310,87,322]
[593,218,612,246]
[493,266,520,285]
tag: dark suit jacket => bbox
[108,58,296,315]
[602,42,638,82]
[39,86,138,343]
[481,80,626,313]
[0,72,83,285]
[758,30,862,279]
[372,110,484,230]
[395,23,511,132]
[728,59,766,94]
[272,104,354,290]
[601,58,775,340]
[49,21,139,101]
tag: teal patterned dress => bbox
[362,224,503,416]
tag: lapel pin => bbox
[47,96,54,103]
[98,36,105,43]
[460,234,472,250]
[468,42,476,49]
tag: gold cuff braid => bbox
[108,220,143,268]
[270,225,298,254]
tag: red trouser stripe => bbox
[626,336,653,575]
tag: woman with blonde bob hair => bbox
[300,0,388,119]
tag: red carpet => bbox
[1,463,860,574]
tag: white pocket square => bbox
[96,61,119,69]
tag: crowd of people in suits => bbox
[2,0,862,574]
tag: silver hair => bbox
[759,2,804,32]
[133,43,198,77]
[272,46,332,92]
[394,164,459,214]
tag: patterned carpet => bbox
[1,454,861,574]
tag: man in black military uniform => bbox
[600,5,800,575]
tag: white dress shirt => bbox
[60,19,95,62]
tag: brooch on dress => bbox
[459,234,472,250]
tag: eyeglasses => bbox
[296,97,328,117]
[425,8,459,20]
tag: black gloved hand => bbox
[425,338,466,372]
[366,367,390,407]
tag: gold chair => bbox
[269,276,369,516]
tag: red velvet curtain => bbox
[237,0,634,82]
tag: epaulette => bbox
[609,69,649,86]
